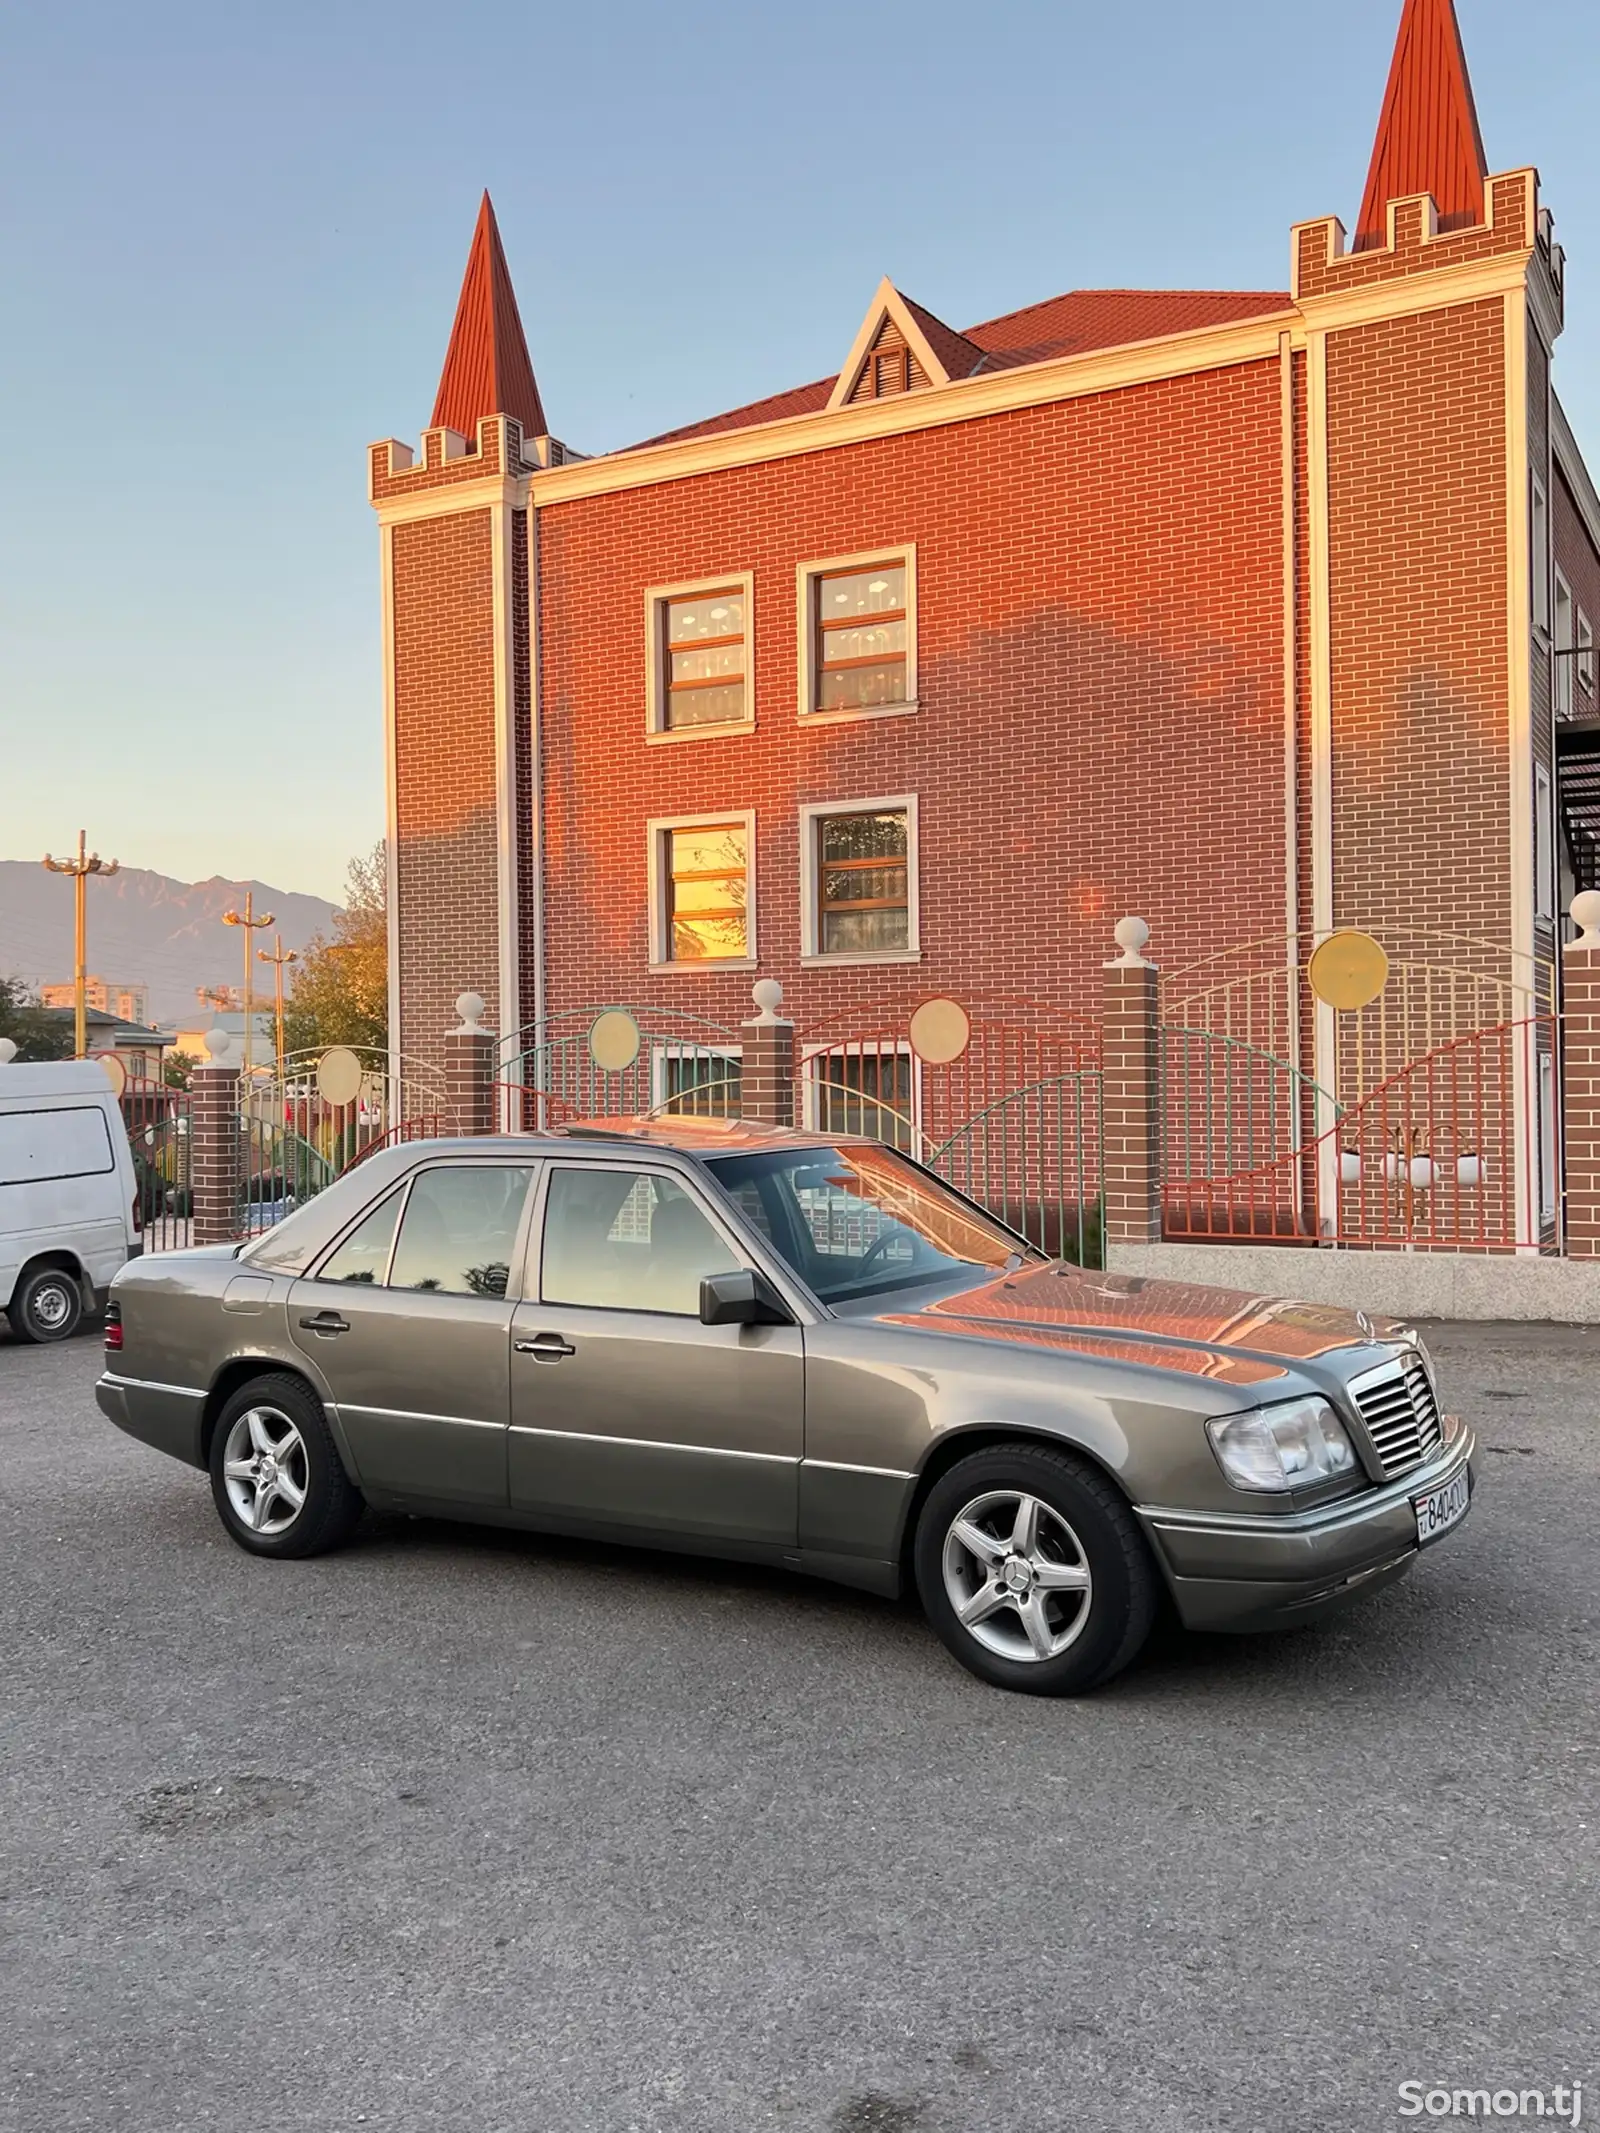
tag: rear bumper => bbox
[95,1371,206,1469]
[1137,1413,1476,1633]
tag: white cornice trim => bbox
[1291,252,1530,340]
[521,312,1297,506]
[1553,394,1600,557]
[373,474,528,527]
[825,277,963,411]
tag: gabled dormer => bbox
[826,278,985,411]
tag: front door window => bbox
[540,1166,740,1316]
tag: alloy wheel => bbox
[940,1489,1093,1662]
[221,1406,309,1537]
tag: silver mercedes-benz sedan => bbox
[95,1119,1475,1695]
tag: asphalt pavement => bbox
[1,1320,1596,2133]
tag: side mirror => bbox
[699,1268,790,1327]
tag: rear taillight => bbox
[131,1194,143,1236]
[104,1300,123,1353]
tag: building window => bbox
[798,548,917,720]
[1535,762,1555,923]
[1539,1049,1557,1223]
[1531,475,1550,633]
[1555,574,1574,718]
[800,797,920,962]
[653,1045,743,1118]
[804,1043,917,1150]
[1580,611,1595,695]
[647,813,755,968]
[646,575,753,737]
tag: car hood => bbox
[872,1264,1399,1386]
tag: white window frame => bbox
[648,1041,744,1113]
[1579,609,1595,695]
[645,809,758,973]
[1538,1049,1557,1223]
[796,545,918,725]
[1535,762,1555,922]
[644,572,756,742]
[1530,474,1550,635]
[798,793,921,965]
[800,1038,922,1142]
[1554,571,1574,718]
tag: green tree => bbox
[282,843,388,1057]
[0,977,73,1062]
[163,1048,201,1091]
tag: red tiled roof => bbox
[899,292,985,382]
[1356,0,1487,249]
[432,192,547,441]
[630,287,1290,450]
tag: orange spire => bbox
[431,192,546,440]
[1356,0,1488,248]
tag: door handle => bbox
[298,1311,350,1336]
[515,1333,575,1361]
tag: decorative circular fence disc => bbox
[1308,930,1389,1012]
[316,1046,364,1107]
[97,1052,128,1096]
[909,998,971,1066]
[588,1010,641,1075]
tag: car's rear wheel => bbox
[913,1443,1158,1696]
[208,1373,364,1560]
[8,1264,84,1344]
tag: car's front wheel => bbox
[208,1373,364,1560]
[913,1443,1158,1695]
[8,1263,85,1344]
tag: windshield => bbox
[706,1143,1042,1304]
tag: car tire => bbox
[208,1372,364,1561]
[913,1442,1159,1696]
[8,1264,85,1344]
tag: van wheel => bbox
[9,1265,85,1344]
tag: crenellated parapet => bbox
[1291,168,1549,305]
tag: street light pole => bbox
[41,831,120,1059]
[257,934,298,1071]
[222,892,275,1083]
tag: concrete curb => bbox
[1107,1241,1600,1324]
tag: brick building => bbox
[370,0,1600,1155]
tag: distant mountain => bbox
[0,863,340,1023]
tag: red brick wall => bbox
[533,360,1291,1037]
[1324,298,1511,951]
[392,510,499,1072]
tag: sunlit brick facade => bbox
[371,0,1600,1106]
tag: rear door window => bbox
[0,1107,115,1187]
[387,1166,536,1298]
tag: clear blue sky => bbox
[1,0,1595,902]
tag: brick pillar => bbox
[444,991,496,1135]
[740,980,795,1127]
[1561,892,1600,1258]
[191,1056,241,1247]
[1101,918,1162,1247]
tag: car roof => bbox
[235,1116,852,1275]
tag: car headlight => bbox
[1206,1397,1358,1494]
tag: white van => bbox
[1,1060,142,1343]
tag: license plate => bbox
[1414,1470,1470,1545]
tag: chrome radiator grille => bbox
[1350,1353,1443,1479]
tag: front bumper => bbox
[1136,1412,1476,1633]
